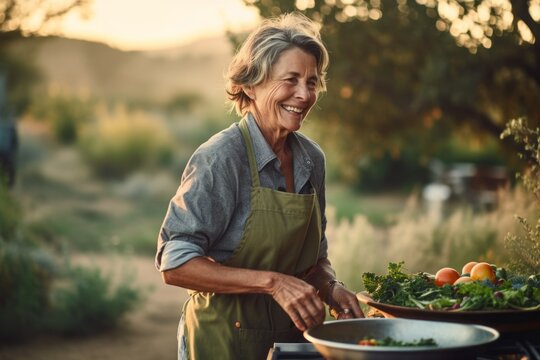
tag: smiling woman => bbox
[51,0,260,51]
[155,11,364,360]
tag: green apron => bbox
[182,117,322,360]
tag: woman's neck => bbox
[250,112,290,156]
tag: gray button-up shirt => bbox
[156,113,328,271]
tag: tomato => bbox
[453,276,473,285]
[434,267,461,287]
[470,262,497,284]
[358,339,377,346]
[461,261,478,275]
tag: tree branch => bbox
[439,102,505,139]
[41,0,87,26]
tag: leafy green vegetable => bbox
[362,262,540,311]
[359,336,437,347]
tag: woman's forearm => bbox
[161,256,277,294]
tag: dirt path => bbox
[0,255,189,360]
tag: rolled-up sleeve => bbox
[155,142,238,271]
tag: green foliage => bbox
[0,243,53,342]
[0,184,21,241]
[30,95,94,144]
[326,185,404,226]
[245,1,540,182]
[0,183,142,343]
[501,117,540,274]
[0,50,41,116]
[165,92,204,113]
[435,136,508,167]
[362,262,451,308]
[46,265,141,336]
[362,261,540,311]
[0,245,142,342]
[355,148,430,192]
[78,105,174,179]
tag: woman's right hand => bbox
[269,273,326,331]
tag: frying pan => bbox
[303,318,499,360]
[357,291,540,333]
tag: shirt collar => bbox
[245,113,315,187]
[245,113,276,172]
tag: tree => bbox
[244,0,540,182]
[0,0,90,42]
[0,0,91,116]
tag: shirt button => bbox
[235,321,241,328]
[306,160,311,165]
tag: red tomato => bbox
[435,267,461,287]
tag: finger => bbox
[289,310,308,331]
[297,302,325,328]
[349,302,365,318]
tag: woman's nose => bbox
[295,83,310,100]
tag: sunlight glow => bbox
[531,0,540,21]
[431,0,537,51]
[43,0,260,51]
[296,0,316,11]
[518,20,535,44]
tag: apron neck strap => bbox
[239,117,261,188]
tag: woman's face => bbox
[248,47,319,135]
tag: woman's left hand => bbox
[327,284,365,320]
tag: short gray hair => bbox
[226,12,329,116]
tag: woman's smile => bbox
[249,47,319,141]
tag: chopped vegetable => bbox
[358,336,437,347]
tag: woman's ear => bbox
[242,85,255,100]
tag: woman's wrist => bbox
[321,279,345,303]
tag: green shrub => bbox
[79,105,174,179]
[30,95,94,145]
[0,244,53,342]
[0,185,142,342]
[46,265,140,336]
[355,149,431,192]
[501,117,540,275]
[165,92,204,113]
[0,184,21,241]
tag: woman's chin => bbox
[280,113,304,131]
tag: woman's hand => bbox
[327,283,365,320]
[269,273,326,332]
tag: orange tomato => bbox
[453,276,473,285]
[461,261,478,275]
[470,262,496,283]
[435,267,461,287]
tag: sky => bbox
[54,0,261,51]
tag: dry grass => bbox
[327,187,537,291]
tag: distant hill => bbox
[6,35,235,105]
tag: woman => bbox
[156,12,364,360]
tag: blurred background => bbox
[0,0,539,359]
